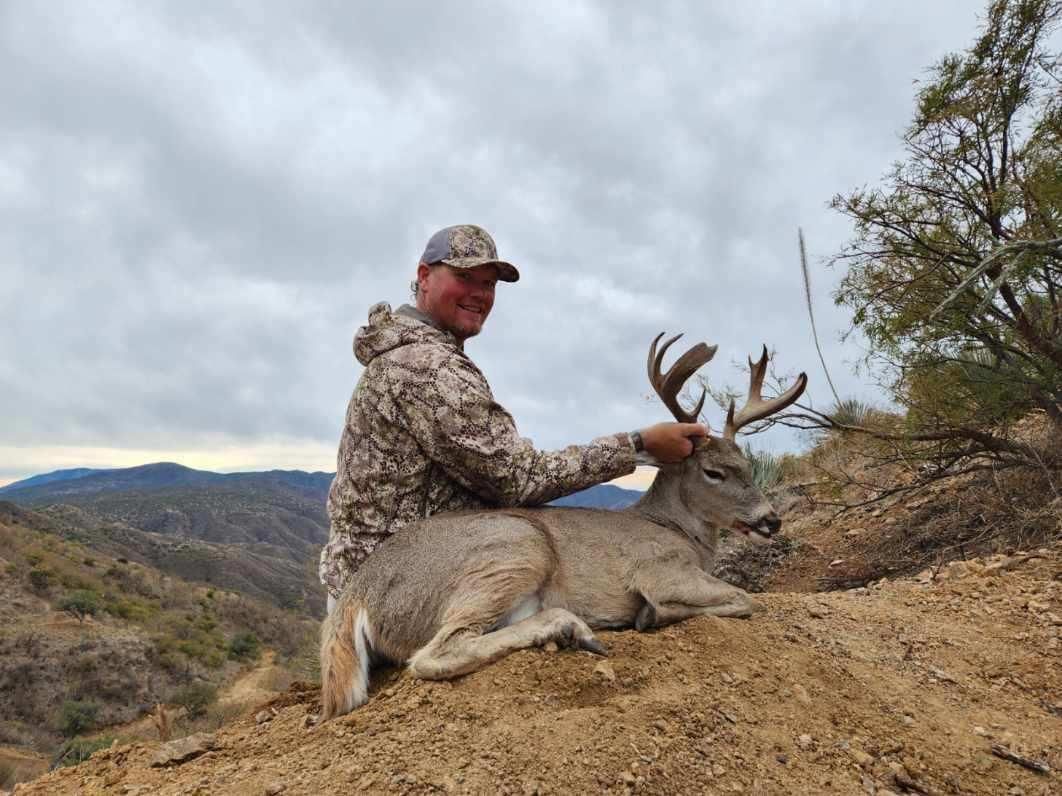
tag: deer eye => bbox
[703,469,726,483]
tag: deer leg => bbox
[631,567,760,631]
[408,608,605,681]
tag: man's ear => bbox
[416,262,431,288]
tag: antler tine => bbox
[723,345,808,440]
[647,332,717,424]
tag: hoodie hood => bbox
[353,303,461,366]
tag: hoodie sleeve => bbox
[394,348,637,507]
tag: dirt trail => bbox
[219,650,286,709]
[17,544,1060,795]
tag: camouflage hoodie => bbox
[319,302,636,599]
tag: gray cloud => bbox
[1,0,988,478]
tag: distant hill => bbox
[0,462,333,503]
[551,483,642,509]
[0,467,107,494]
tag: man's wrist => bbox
[628,430,659,466]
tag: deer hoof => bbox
[634,601,657,632]
[578,636,608,656]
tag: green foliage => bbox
[103,596,155,621]
[58,589,100,623]
[27,567,53,594]
[58,700,99,737]
[51,736,114,770]
[742,445,785,491]
[0,762,13,789]
[832,0,1062,461]
[170,682,218,719]
[227,631,260,661]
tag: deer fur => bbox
[319,335,806,720]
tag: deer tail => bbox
[320,595,374,720]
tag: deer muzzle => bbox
[735,512,781,541]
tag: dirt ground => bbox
[14,543,1060,795]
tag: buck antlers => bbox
[647,333,717,423]
[649,333,807,439]
[723,346,808,440]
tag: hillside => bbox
[1,464,332,615]
[16,542,1060,795]
[0,503,316,770]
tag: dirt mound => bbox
[17,545,1060,795]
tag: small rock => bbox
[796,734,814,750]
[621,771,636,785]
[543,641,559,653]
[828,559,845,568]
[808,605,829,619]
[846,527,866,537]
[652,719,669,734]
[775,753,788,765]
[255,710,273,725]
[791,684,812,706]
[849,748,874,769]
[150,732,216,767]
[593,661,616,683]
[264,783,286,795]
[973,725,990,737]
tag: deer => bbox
[319,333,807,720]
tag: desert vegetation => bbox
[0,503,317,780]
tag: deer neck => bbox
[632,466,720,570]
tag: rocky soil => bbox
[14,544,1060,795]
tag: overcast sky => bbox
[1,0,991,487]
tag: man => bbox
[319,224,706,609]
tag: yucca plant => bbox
[828,397,874,428]
[742,444,785,491]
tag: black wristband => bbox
[629,430,645,453]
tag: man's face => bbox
[416,263,498,340]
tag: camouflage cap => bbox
[419,224,520,282]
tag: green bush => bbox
[58,590,100,623]
[58,700,99,737]
[227,632,260,661]
[170,682,218,719]
[27,567,54,594]
[51,736,114,770]
[178,639,225,668]
[104,596,154,622]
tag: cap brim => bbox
[441,257,520,282]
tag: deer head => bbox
[646,333,807,541]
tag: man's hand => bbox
[638,422,707,463]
